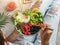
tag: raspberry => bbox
[27,25,30,29]
[24,25,29,30]
[27,32,31,35]
[22,30,27,35]
[28,23,32,27]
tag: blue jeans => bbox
[34,0,60,45]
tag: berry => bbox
[30,26,41,34]
[24,25,29,30]
[28,23,32,27]
[27,32,31,35]
[23,24,31,35]
[22,30,27,35]
[21,23,41,35]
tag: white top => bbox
[1,0,60,45]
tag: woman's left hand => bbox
[6,29,20,42]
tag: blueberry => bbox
[30,26,41,34]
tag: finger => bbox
[47,30,53,40]
[39,23,46,28]
[42,27,53,37]
[40,28,45,38]
[43,26,53,33]
[45,28,53,31]
[40,27,45,34]
[45,24,51,28]
[47,30,53,36]
[41,30,52,41]
[44,30,53,40]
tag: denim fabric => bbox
[34,0,60,45]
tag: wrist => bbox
[41,41,49,45]
[13,30,20,37]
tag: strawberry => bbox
[6,2,16,11]
[27,32,31,35]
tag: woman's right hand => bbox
[40,24,53,45]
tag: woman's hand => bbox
[40,24,53,45]
[6,29,20,42]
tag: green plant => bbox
[0,13,8,29]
